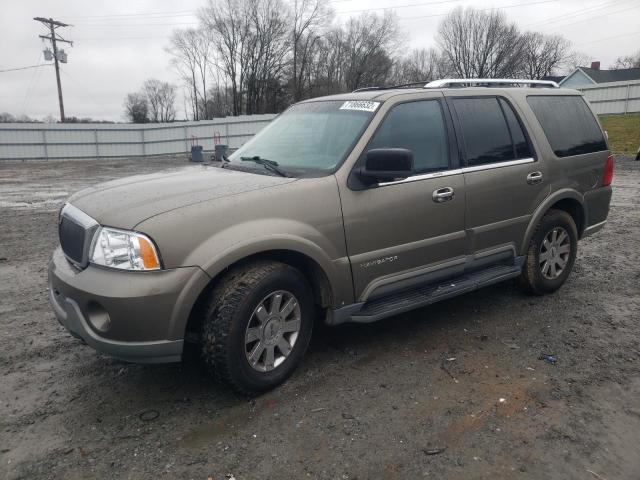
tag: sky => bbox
[1,0,639,121]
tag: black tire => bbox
[200,261,314,395]
[519,209,578,295]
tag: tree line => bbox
[122,1,637,123]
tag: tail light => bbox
[603,154,614,187]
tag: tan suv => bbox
[49,78,613,394]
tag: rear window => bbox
[527,95,607,157]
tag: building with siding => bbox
[560,61,640,88]
[560,62,640,114]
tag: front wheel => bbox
[200,261,314,395]
[519,209,578,295]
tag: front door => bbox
[338,96,467,302]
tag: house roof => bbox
[578,67,640,83]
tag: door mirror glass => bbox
[360,148,414,183]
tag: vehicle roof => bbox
[300,86,582,104]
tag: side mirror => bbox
[359,148,414,184]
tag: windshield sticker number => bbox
[340,101,380,112]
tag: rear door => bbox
[338,95,467,302]
[448,94,549,263]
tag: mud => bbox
[1,156,639,479]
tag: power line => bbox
[538,2,640,32]
[522,0,624,28]
[21,53,46,116]
[65,0,551,25]
[574,30,640,47]
[0,64,53,73]
[331,0,463,14]
[65,0,360,19]
[399,0,559,20]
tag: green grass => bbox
[599,113,640,156]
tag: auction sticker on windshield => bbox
[339,101,380,112]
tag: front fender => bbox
[188,219,353,306]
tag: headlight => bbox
[90,227,161,271]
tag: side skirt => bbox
[328,258,523,326]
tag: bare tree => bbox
[392,48,450,84]
[123,93,149,123]
[613,50,640,69]
[243,0,290,113]
[142,79,177,122]
[200,0,251,116]
[166,28,210,120]
[165,2,580,117]
[437,7,524,78]
[341,12,399,91]
[290,0,330,101]
[519,32,571,79]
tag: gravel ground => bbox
[0,156,639,480]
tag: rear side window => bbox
[368,100,449,174]
[527,95,607,157]
[453,97,530,166]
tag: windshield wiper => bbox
[241,156,289,177]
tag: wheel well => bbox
[549,198,585,236]
[185,250,333,337]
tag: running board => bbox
[346,264,522,324]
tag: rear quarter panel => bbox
[509,89,611,240]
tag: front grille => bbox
[59,216,86,264]
[58,204,99,268]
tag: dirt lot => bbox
[1,156,639,480]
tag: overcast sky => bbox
[1,0,638,121]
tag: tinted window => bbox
[453,97,515,166]
[368,100,449,174]
[527,95,607,157]
[499,98,532,159]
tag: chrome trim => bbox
[425,78,559,88]
[60,203,99,230]
[461,157,535,173]
[378,158,534,186]
[378,168,464,186]
[583,220,606,237]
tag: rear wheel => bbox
[519,209,578,295]
[200,261,314,395]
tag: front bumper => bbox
[48,247,210,363]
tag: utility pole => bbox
[34,17,72,123]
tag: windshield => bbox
[227,100,379,175]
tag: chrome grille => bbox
[58,204,99,268]
[59,216,85,264]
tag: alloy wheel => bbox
[244,290,301,372]
[539,227,571,280]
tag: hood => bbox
[69,165,297,229]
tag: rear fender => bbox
[519,189,584,255]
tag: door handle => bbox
[527,171,543,185]
[432,187,454,203]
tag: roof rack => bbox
[424,78,559,88]
[352,81,432,93]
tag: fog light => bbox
[86,301,111,333]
